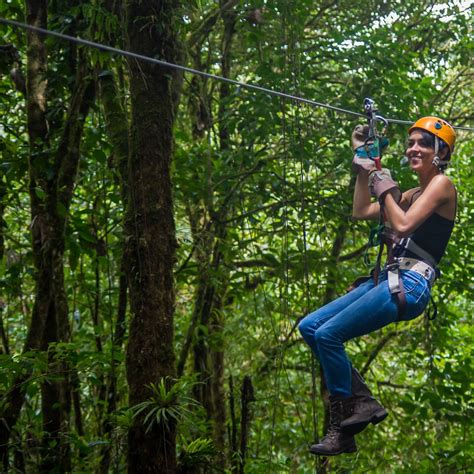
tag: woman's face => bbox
[406,130,436,172]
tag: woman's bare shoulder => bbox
[429,173,456,191]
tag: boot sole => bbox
[341,409,388,435]
[371,409,388,425]
[309,445,357,456]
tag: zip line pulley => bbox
[363,98,389,171]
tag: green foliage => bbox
[178,437,217,471]
[130,377,200,433]
[0,0,472,471]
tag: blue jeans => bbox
[298,270,431,397]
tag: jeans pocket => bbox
[401,271,429,302]
[400,271,431,320]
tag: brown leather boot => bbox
[340,368,388,435]
[309,396,357,456]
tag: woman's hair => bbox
[409,129,451,170]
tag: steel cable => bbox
[1,17,473,131]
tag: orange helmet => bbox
[409,116,456,152]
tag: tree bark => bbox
[39,51,94,472]
[239,376,255,474]
[0,2,49,468]
[124,1,182,472]
[97,70,130,474]
[0,4,95,468]
[98,70,129,201]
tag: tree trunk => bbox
[181,6,238,468]
[239,376,255,474]
[124,1,182,472]
[97,70,130,474]
[98,70,129,201]
[211,6,237,463]
[39,53,94,472]
[0,4,95,468]
[0,1,49,468]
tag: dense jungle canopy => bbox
[0,0,472,472]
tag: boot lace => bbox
[322,399,344,440]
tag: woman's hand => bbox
[351,125,377,172]
[351,124,388,173]
[368,169,402,204]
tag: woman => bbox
[298,117,457,456]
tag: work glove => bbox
[351,124,388,172]
[351,124,370,150]
[368,168,402,204]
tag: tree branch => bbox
[57,58,95,209]
[339,244,368,262]
[361,330,401,376]
[187,0,240,48]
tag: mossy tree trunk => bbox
[0,2,95,470]
[97,70,130,474]
[124,1,182,472]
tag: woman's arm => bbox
[382,174,455,236]
[352,170,380,220]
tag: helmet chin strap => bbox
[432,137,449,169]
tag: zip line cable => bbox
[1,16,473,132]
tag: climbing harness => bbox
[372,184,457,320]
[365,222,440,319]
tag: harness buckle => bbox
[386,261,400,272]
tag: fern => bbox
[130,376,199,433]
[178,437,216,470]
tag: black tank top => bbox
[398,212,455,264]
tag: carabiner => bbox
[363,98,388,170]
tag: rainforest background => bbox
[0,0,472,472]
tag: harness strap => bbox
[432,137,450,169]
[385,261,406,319]
[398,237,438,267]
[396,257,436,284]
[374,222,439,319]
[364,208,440,319]
[387,263,402,293]
[386,256,437,319]
[373,239,384,285]
[396,276,407,317]
[372,207,386,285]
[381,226,401,241]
